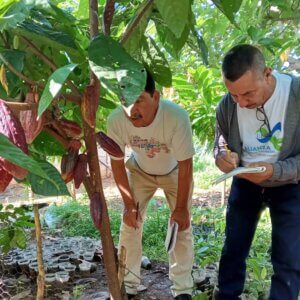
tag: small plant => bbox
[0,204,34,253]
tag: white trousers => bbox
[118,157,194,297]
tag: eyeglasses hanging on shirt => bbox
[256,106,272,138]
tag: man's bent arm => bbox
[171,157,193,231]
[111,159,139,228]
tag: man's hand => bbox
[216,151,239,173]
[238,162,273,184]
[123,203,141,229]
[171,207,190,231]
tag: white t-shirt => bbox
[107,100,195,175]
[238,72,291,165]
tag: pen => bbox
[224,143,231,155]
[224,143,237,168]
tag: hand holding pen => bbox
[216,143,239,173]
[224,144,238,169]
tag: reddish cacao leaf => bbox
[0,164,13,192]
[96,131,124,158]
[73,154,88,189]
[0,99,28,179]
[90,192,103,230]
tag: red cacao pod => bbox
[60,148,79,183]
[90,192,103,230]
[20,92,45,144]
[81,82,100,128]
[0,99,28,179]
[57,119,82,139]
[0,164,13,192]
[96,131,124,158]
[73,154,87,189]
[68,139,81,151]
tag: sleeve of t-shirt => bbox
[107,109,126,160]
[171,109,195,161]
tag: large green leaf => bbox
[38,63,77,117]
[89,34,146,107]
[141,36,172,87]
[29,130,67,156]
[28,160,70,196]
[0,133,51,181]
[15,21,80,57]
[122,0,154,56]
[212,0,242,25]
[0,1,31,31]
[154,0,190,38]
[155,17,191,59]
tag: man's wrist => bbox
[175,205,188,210]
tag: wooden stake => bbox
[33,196,45,300]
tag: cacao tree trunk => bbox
[82,1,123,299]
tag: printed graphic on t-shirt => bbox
[129,135,170,158]
[256,121,283,151]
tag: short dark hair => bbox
[144,70,155,96]
[222,44,266,81]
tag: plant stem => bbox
[103,0,115,36]
[4,101,37,111]
[120,0,154,45]
[0,53,44,88]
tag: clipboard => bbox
[212,166,266,185]
[165,220,178,254]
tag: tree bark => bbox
[85,1,123,299]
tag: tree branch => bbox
[120,0,154,45]
[0,53,44,88]
[4,101,37,111]
[103,0,115,36]
[20,36,82,99]
[60,93,81,105]
[44,127,69,149]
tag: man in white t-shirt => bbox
[214,45,300,299]
[107,72,195,300]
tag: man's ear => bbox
[153,90,160,102]
[264,67,273,82]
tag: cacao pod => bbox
[96,131,124,158]
[0,99,28,179]
[73,154,88,189]
[20,92,45,144]
[68,139,81,151]
[60,148,79,183]
[57,119,82,139]
[0,164,13,192]
[90,192,103,230]
[81,81,100,128]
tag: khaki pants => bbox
[119,157,194,297]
